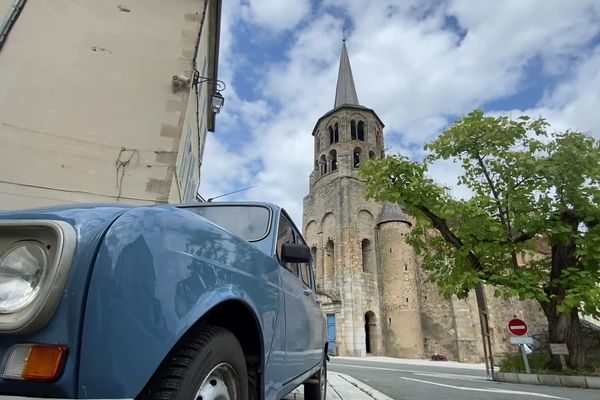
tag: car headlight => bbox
[0,220,76,334]
[0,241,48,313]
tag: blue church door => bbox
[327,313,336,355]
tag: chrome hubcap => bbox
[195,363,239,400]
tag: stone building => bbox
[302,42,547,361]
[0,0,222,209]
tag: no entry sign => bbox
[508,318,528,336]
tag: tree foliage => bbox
[360,110,600,366]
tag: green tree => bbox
[360,110,600,368]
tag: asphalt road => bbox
[329,357,600,400]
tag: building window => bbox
[325,239,335,280]
[329,126,334,145]
[369,151,376,160]
[179,127,196,200]
[184,158,197,202]
[362,239,375,273]
[320,154,327,175]
[334,123,339,143]
[329,149,337,171]
[351,120,357,140]
[353,147,362,168]
[357,121,365,141]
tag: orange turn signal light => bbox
[0,344,67,382]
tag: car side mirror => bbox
[281,243,311,263]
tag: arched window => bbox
[329,149,337,171]
[351,120,357,140]
[369,151,376,160]
[325,240,335,280]
[320,154,327,175]
[353,147,362,168]
[329,126,334,145]
[334,123,339,143]
[357,121,365,141]
[362,239,376,273]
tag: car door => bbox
[276,214,314,379]
[295,234,326,367]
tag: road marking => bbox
[333,364,411,372]
[399,377,570,399]
[413,372,487,381]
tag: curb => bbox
[283,372,392,400]
[493,371,600,389]
[330,372,394,400]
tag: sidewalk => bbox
[283,372,393,400]
[333,355,487,370]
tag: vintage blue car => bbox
[0,202,327,400]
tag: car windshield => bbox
[184,205,271,242]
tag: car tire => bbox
[139,325,249,400]
[303,355,327,400]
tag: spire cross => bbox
[342,25,347,42]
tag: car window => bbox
[299,262,311,287]
[276,215,298,275]
[184,205,271,242]
[294,233,312,287]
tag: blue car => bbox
[0,202,328,400]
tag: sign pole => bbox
[520,344,531,374]
[508,318,530,374]
[549,343,569,370]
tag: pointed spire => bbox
[334,41,359,108]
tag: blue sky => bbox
[200,0,600,225]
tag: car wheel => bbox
[304,356,327,400]
[140,325,249,400]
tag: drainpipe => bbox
[0,0,27,52]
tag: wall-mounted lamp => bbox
[210,91,225,114]
[193,72,226,114]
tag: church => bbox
[302,42,547,361]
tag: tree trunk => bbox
[541,302,584,369]
[541,211,585,369]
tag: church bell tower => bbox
[302,41,414,357]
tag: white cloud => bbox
[200,134,255,199]
[535,46,600,138]
[200,0,600,225]
[241,0,311,32]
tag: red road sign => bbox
[508,318,528,336]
